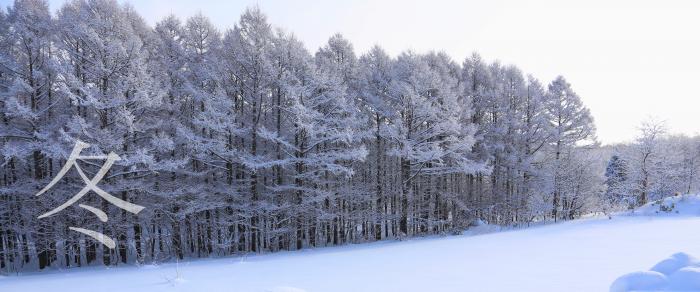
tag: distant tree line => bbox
[1,0,691,273]
[603,120,700,212]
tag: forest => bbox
[1,0,698,273]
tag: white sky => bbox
[4,0,700,144]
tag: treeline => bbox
[0,0,605,272]
[603,120,700,211]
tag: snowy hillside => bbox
[1,195,699,292]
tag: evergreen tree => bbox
[604,154,629,208]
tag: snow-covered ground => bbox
[3,195,700,292]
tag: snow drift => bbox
[610,253,700,292]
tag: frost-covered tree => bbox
[54,0,175,265]
[604,154,630,208]
[515,76,552,217]
[632,119,666,206]
[356,46,399,238]
[287,35,367,247]
[385,52,483,235]
[544,76,596,220]
[219,7,278,252]
[673,136,700,194]
[0,0,59,271]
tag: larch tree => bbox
[543,76,595,221]
[0,0,58,271]
[356,45,397,239]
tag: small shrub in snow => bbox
[651,199,676,213]
[659,203,676,213]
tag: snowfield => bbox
[3,195,700,292]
